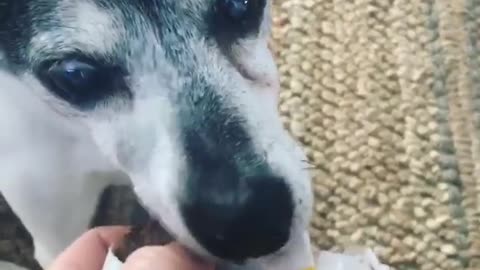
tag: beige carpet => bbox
[270,0,480,269]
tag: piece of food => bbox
[112,220,174,262]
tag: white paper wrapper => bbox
[315,248,391,270]
[102,248,123,270]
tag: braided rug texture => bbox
[270,0,480,269]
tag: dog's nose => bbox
[180,171,294,262]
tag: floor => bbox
[0,186,139,270]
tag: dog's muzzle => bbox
[177,96,294,262]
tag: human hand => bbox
[48,226,215,270]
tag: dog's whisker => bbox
[302,165,320,171]
[301,159,314,165]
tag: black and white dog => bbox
[0,0,313,269]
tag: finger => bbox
[123,243,215,270]
[48,226,130,270]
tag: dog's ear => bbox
[0,0,5,69]
[0,0,6,69]
[0,0,12,53]
[0,0,14,30]
[0,0,27,70]
[0,1,7,23]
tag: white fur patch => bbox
[0,70,125,267]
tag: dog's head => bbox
[0,0,313,264]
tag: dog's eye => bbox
[217,0,250,20]
[49,60,99,91]
[213,0,266,40]
[37,59,129,108]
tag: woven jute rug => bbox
[270,0,480,269]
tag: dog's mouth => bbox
[100,190,176,263]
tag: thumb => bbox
[123,243,215,270]
[48,226,129,270]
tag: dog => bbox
[0,0,313,269]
